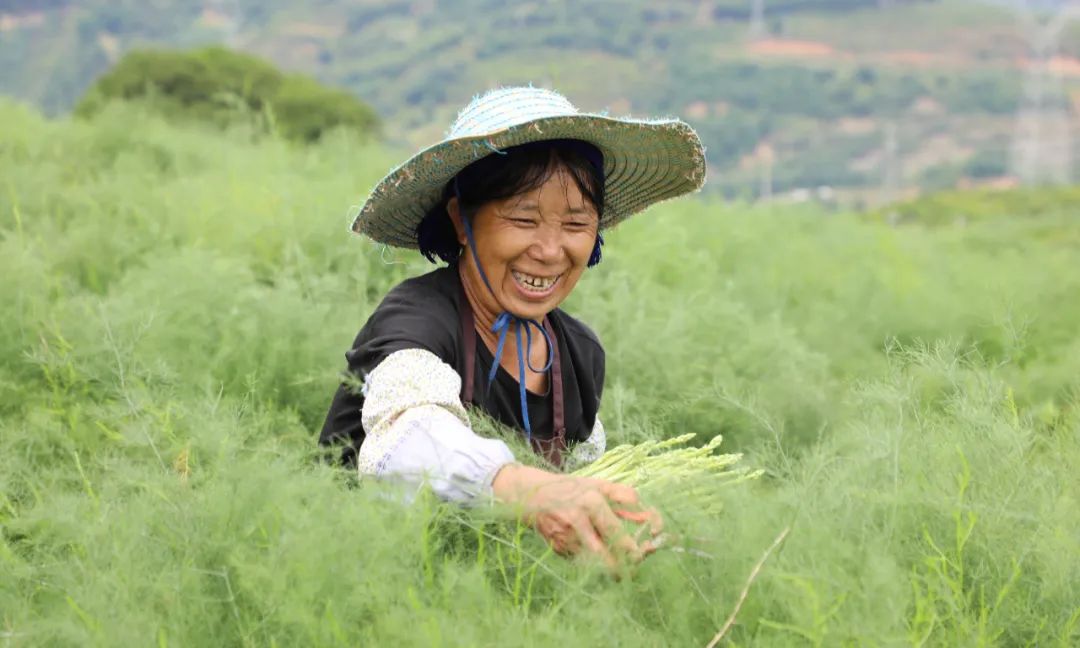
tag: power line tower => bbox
[749,0,766,40]
[1010,0,1080,185]
[694,0,715,27]
[757,141,775,201]
[881,120,900,204]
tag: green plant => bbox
[2,99,1078,646]
[75,46,380,143]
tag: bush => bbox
[75,46,380,143]
[271,74,381,143]
[963,147,1010,179]
[874,185,1080,226]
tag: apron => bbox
[457,288,568,467]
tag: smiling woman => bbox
[319,86,706,570]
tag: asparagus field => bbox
[1,100,1078,646]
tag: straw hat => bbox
[353,86,707,248]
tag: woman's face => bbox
[449,164,600,321]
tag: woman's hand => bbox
[491,464,663,572]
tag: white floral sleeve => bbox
[358,348,515,503]
[567,416,607,470]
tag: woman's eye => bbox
[510,217,537,225]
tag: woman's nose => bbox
[527,222,565,262]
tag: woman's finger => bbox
[615,506,664,537]
[570,515,617,570]
[611,528,645,563]
[614,508,651,524]
[645,507,665,536]
[587,497,645,563]
[629,520,658,558]
[597,481,640,507]
[531,507,578,555]
[598,482,663,538]
[639,531,672,556]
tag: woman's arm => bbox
[362,348,659,571]
[359,348,514,503]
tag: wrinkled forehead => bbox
[499,166,597,211]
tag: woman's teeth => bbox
[511,270,559,292]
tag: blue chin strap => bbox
[456,179,555,443]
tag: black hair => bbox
[416,139,605,266]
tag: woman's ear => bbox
[446,197,467,246]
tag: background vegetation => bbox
[4,0,1080,199]
[73,46,380,144]
[2,99,1078,646]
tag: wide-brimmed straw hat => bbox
[353,86,707,248]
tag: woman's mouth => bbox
[510,270,561,297]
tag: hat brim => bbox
[353,113,707,248]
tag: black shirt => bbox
[319,265,605,467]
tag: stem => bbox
[704,526,791,648]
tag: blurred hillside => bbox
[3,0,1080,202]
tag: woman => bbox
[320,87,706,568]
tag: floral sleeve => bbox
[567,416,606,470]
[358,348,515,503]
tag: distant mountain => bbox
[3,0,1079,202]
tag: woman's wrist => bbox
[491,463,553,506]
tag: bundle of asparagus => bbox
[573,433,763,514]
[470,413,762,513]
